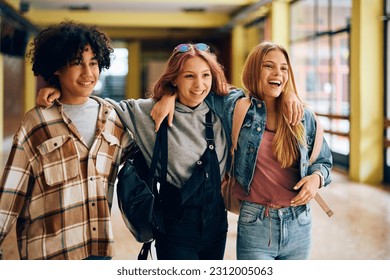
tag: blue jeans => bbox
[237,201,312,260]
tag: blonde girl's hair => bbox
[148,43,229,100]
[241,41,306,168]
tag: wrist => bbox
[312,171,324,189]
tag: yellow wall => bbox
[126,41,142,99]
[231,25,246,89]
[270,0,289,48]
[350,0,384,184]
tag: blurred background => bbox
[0,0,389,260]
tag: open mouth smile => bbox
[78,81,94,86]
[268,80,282,87]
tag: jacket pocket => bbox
[96,132,120,177]
[37,135,79,187]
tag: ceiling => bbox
[20,0,250,13]
[3,0,269,41]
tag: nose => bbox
[274,68,282,76]
[81,64,93,76]
[193,76,203,88]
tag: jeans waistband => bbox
[242,201,309,220]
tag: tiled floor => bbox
[1,138,390,259]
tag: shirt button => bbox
[54,143,58,147]
[209,144,214,150]
[257,103,262,108]
[92,202,95,206]
[257,127,261,132]
[90,177,94,181]
[197,160,202,165]
[92,227,96,231]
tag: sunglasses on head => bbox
[173,43,210,53]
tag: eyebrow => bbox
[263,60,288,65]
[182,69,211,73]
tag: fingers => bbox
[290,103,304,126]
[48,93,57,104]
[295,103,304,126]
[154,119,162,132]
[291,103,299,126]
[285,103,294,125]
[150,107,156,120]
[47,89,61,105]
[36,88,60,108]
[291,194,311,206]
[291,178,312,206]
[168,111,174,127]
[298,103,304,124]
[150,111,162,132]
[293,178,305,191]
[291,175,319,206]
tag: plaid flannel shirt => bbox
[0,96,134,259]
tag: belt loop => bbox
[291,206,297,220]
[260,205,265,220]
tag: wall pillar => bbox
[126,41,142,99]
[350,0,384,184]
[270,0,289,48]
[231,24,246,89]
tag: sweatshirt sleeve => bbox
[105,98,136,133]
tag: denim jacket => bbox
[206,88,333,194]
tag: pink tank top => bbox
[235,129,301,207]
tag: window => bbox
[94,48,128,101]
[290,0,351,170]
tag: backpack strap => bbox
[309,114,324,164]
[138,118,169,260]
[309,113,334,217]
[231,97,251,155]
[148,117,168,184]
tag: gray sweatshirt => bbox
[107,98,228,188]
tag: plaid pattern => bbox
[0,97,134,260]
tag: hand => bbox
[150,93,176,131]
[282,91,304,126]
[36,87,61,108]
[290,174,321,206]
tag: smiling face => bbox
[174,56,212,108]
[55,44,99,105]
[259,49,289,103]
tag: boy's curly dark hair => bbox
[26,20,113,89]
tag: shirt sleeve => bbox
[0,129,33,246]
